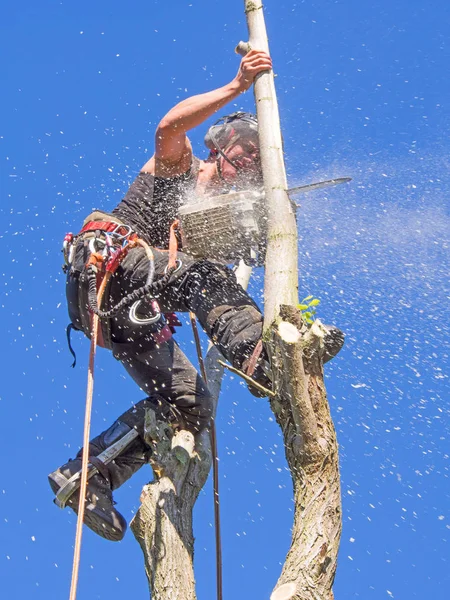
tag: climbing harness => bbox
[63,219,177,357]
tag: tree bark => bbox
[238,2,298,325]
[130,410,210,600]
[240,2,343,599]
[267,315,342,600]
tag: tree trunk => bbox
[130,414,209,600]
[239,3,343,599]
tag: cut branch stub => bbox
[271,582,297,600]
[270,321,321,460]
[302,319,327,374]
[235,40,251,55]
[131,427,204,600]
[277,320,301,344]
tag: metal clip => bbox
[89,236,108,256]
[129,298,161,325]
[111,223,133,240]
[62,233,75,266]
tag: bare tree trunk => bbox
[130,416,210,600]
[239,2,343,599]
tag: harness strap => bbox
[67,222,178,361]
[168,219,180,269]
[88,456,112,484]
[243,339,263,377]
[66,324,78,368]
[80,221,131,238]
[82,242,138,349]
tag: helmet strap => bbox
[208,129,241,171]
[215,154,225,181]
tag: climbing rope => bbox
[68,236,157,600]
[68,269,110,600]
[190,313,223,600]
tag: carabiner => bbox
[129,298,161,325]
[111,223,133,240]
[89,236,108,256]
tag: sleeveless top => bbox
[112,158,200,249]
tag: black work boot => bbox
[202,299,345,396]
[322,325,345,364]
[48,397,175,542]
[48,455,128,542]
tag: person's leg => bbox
[157,258,344,387]
[149,257,265,369]
[111,246,261,369]
[112,335,213,434]
[114,247,343,391]
[50,247,213,541]
[48,397,173,542]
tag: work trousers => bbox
[66,242,263,434]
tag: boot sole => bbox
[48,475,126,542]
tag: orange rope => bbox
[68,271,110,600]
[168,220,180,269]
[67,237,156,599]
[136,237,155,264]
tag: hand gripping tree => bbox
[130,3,343,599]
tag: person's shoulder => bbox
[121,170,154,200]
[140,154,201,180]
[143,138,195,177]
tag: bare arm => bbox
[141,50,272,176]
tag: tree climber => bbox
[49,50,344,542]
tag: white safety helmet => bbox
[204,112,259,170]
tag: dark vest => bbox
[112,158,200,248]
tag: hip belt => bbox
[63,214,181,354]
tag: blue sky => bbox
[1,1,449,599]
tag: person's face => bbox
[220,140,262,188]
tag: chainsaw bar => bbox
[288,177,351,197]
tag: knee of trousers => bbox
[162,387,213,435]
[117,396,179,436]
[204,304,263,367]
[118,394,213,436]
[176,260,260,323]
[185,391,214,434]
